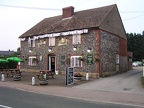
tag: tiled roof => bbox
[0,51,15,56]
[19,4,116,38]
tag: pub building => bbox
[19,4,132,78]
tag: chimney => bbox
[62,6,74,19]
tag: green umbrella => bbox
[0,58,9,63]
[7,57,24,62]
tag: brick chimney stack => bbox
[62,6,74,19]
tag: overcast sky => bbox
[0,0,144,51]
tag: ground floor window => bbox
[70,56,82,67]
[28,56,37,66]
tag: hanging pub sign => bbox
[61,55,65,65]
[87,54,93,65]
[66,67,74,85]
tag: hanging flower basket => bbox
[95,58,99,62]
[32,58,39,63]
[78,57,85,61]
[65,58,70,65]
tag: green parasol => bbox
[6,57,24,62]
[0,58,9,63]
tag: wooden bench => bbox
[37,70,54,79]
[6,69,21,77]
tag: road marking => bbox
[0,104,12,108]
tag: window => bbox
[28,38,35,47]
[28,56,37,66]
[116,54,119,64]
[72,34,81,44]
[70,56,82,67]
[49,37,55,46]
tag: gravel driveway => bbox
[74,66,144,94]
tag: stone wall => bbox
[100,31,119,75]
[20,30,128,78]
[20,30,98,75]
[100,31,128,76]
[55,30,97,73]
[20,38,49,70]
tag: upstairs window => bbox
[49,37,55,46]
[28,56,37,66]
[28,38,35,48]
[116,54,119,64]
[72,34,81,44]
[70,56,82,67]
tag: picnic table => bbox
[0,68,4,73]
[37,70,54,79]
[5,69,21,77]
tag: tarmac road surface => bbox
[73,66,144,95]
[0,86,143,108]
[0,67,144,107]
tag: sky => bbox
[0,0,144,51]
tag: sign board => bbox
[66,67,74,85]
[87,54,93,65]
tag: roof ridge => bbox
[19,4,118,38]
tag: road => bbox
[0,86,143,108]
[74,66,144,94]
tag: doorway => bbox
[48,54,56,72]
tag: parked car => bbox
[132,61,143,67]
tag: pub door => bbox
[48,55,56,72]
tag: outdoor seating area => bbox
[5,69,21,77]
[0,70,94,86]
[37,70,55,79]
[0,68,22,81]
[0,57,24,81]
[0,57,94,86]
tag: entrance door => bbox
[48,55,55,72]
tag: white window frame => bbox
[28,38,35,48]
[72,34,81,44]
[49,37,55,46]
[28,56,37,66]
[70,56,82,67]
[116,54,119,64]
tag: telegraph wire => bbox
[0,4,61,11]
[0,4,144,21]
[123,13,144,21]
[1,4,144,13]
[120,11,144,13]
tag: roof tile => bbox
[19,4,116,38]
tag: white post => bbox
[1,74,5,82]
[142,59,144,77]
[86,73,89,80]
[32,77,35,86]
[55,70,59,75]
[143,64,144,77]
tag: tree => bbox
[127,32,144,61]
